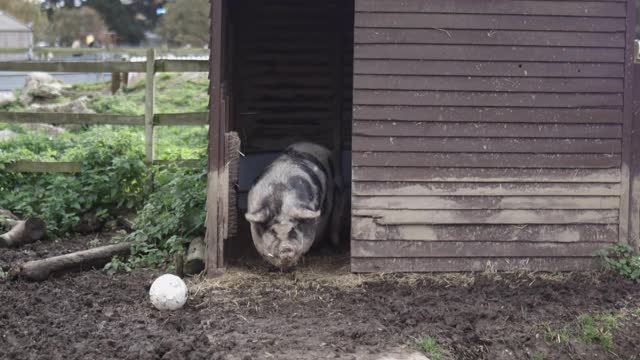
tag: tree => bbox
[157,0,210,47]
[84,0,145,45]
[42,0,168,45]
[49,7,108,47]
[0,0,49,42]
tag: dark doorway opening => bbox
[224,0,355,265]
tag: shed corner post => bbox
[630,51,640,253]
[204,0,226,277]
[624,0,640,253]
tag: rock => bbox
[21,123,66,138]
[20,72,69,105]
[0,130,17,143]
[0,92,16,108]
[27,96,94,114]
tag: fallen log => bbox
[0,210,47,248]
[10,242,132,281]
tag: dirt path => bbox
[1,236,639,360]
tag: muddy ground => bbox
[1,234,639,360]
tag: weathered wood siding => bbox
[351,0,633,272]
[231,0,353,153]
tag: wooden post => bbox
[622,0,638,249]
[204,0,225,277]
[110,71,120,94]
[145,48,156,164]
[630,64,640,252]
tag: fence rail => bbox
[0,48,210,173]
[0,60,209,73]
[0,47,209,57]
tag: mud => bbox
[1,235,639,360]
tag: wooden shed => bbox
[0,11,33,49]
[205,0,640,274]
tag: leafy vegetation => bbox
[0,74,209,268]
[126,161,207,268]
[595,244,640,283]
[415,336,446,360]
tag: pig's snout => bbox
[279,245,296,260]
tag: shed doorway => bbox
[223,0,355,263]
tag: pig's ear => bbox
[245,208,268,223]
[290,207,321,220]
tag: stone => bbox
[20,123,66,138]
[20,72,69,105]
[0,92,16,108]
[0,130,17,143]
[27,96,94,114]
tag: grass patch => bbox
[541,311,626,352]
[576,313,622,351]
[70,81,110,92]
[415,336,445,360]
[541,323,570,345]
[531,352,545,360]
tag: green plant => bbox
[103,256,132,275]
[542,312,624,352]
[531,352,544,360]
[596,244,640,282]
[577,313,621,351]
[1,73,209,269]
[415,336,445,360]
[541,323,570,345]
[124,160,207,268]
[0,127,146,235]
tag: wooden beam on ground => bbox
[10,242,132,281]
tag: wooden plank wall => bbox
[351,0,630,272]
[232,0,353,154]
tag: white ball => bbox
[149,274,188,311]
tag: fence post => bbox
[143,48,156,194]
[145,48,156,164]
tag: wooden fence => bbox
[0,48,209,173]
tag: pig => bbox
[245,142,345,269]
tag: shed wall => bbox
[0,31,32,48]
[351,0,631,272]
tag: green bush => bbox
[595,244,640,283]
[0,74,210,268]
[0,127,146,235]
[126,160,207,268]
